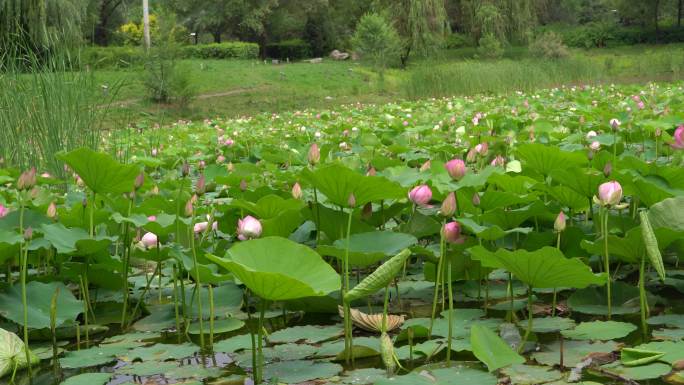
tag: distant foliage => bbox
[266,39,312,60]
[478,33,504,59]
[445,33,473,49]
[182,42,259,59]
[529,31,569,59]
[352,13,402,72]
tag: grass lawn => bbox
[95,43,684,127]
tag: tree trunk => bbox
[142,0,151,50]
[654,0,660,43]
[212,31,221,43]
[678,0,682,27]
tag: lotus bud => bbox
[586,130,598,140]
[366,166,377,176]
[590,141,601,151]
[23,227,33,240]
[148,215,157,222]
[419,160,431,172]
[491,155,505,167]
[466,148,477,163]
[134,173,145,190]
[472,193,481,207]
[237,215,262,240]
[597,181,623,206]
[196,174,206,195]
[47,202,57,219]
[655,128,662,137]
[151,185,159,195]
[17,167,37,190]
[408,185,432,207]
[475,142,488,155]
[151,148,158,157]
[638,101,645,109]
[193,221,216,234]
[291,182,303,199]
[603,162,612,177]
[348,193,356,208]
[672,125,684,149]
[226,162,235,172]
[140,232,158,249]
[442,221,462,244]
[445,159,466,180]
[308,143,320,165]
[198,160,206,170]
[216,155,226,164]
[239,179,247,191]
[30,187,40,199]
[184,197,195,216]
[0,204,8,218]
[554,211,566,232]
[181,162,190,177]
[440,192,456,217]
[380,332,396,376]
[362,202,373,219]
[610,118,620,130]
[224,138,234,147]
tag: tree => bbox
[1,0,87,50]
[352,13,401,81]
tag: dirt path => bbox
[110,86,268,107]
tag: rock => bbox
[308,58,323,64]
[271,59,280,65]
[329,50,350,60]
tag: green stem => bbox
[446,252,454,366]
[19,198,31,378]
[603,208,612,320]
[120,198,133,327]
[172,263,182,343]
[343,206,354,365]
[256,300,266,384]
[428,219,447,339]
[313,187,321,245]
[519,285,534,353]
[553,232,561,317]
[190,217,205,350]
[79,275,89,348]
[639,255,648,340]
[209,285,215,349]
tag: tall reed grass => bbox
[0,41,118,177]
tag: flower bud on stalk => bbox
[554,211,566,233]
[47,202,57,219]
[291,182,303,199]
[308,143,320,166]
[17,168,37,190]
[596,181,623,206]
[419,160,431,172]
[408,185,432,207]
[440,192,456,217]
[445,159,466,180]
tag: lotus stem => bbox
[519,285,534,353]
[428,219,447,339]
[507,272,514,322]
[245,291,258,384]
[18,197,31,377]
[256,299,267,383]
[602,208,612,320]
[639,255,648,340]
[343,206,354,365]
[189,216,205,351]
[313,187,321,245]
[50,286,59,373]
[79,275,89,348]
[209,285,215,349]
[553,232,561,317]
[172,263,182,343]
[446,252,454,366]
[121,198,133,327]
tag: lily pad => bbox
[262,360,342,384]
[318,232,417,267]
[340,368,386,384]
[567,282,642,315]
[471,323,525,372]
[633,341,684,365]
[122,343,199,362]
[621,348,665,366]
[59,345,129,369]
[500,364,563,385]
[599,362,671,381]
[532,340,619,367]
[0,282,83,329]
[188,318,244,335]
[561,321,637,341]
[268,324,343,344]
[648,314,684,328]
[213,334,253,354]
[519,317,576,333]
[59,373,112,385]
[117,360,178,376]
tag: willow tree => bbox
[458,0,537,45]
[379,0,448,67]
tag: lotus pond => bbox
[1,82,684,385]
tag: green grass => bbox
[91,43,684,127]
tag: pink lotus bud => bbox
[586,130,598,140]
[348,193,356,208]
[361,202,373,219]
[134,173,145,190]
[24,227,33,240]
[598,181,623,206]
[224,138,235,147]
[403,120,409,126]
[408,185,432,207]
[472,116,479,126]
[590,141,601,151]
[466,148,477,163]
[147,215,157,222]
[445,159,466,180]
[472,193,481,207]
[342,129,350,137]
[216,155,226,164]
[199,160,206,169]
[442,221,463,244]
[194,221,218,234]
[491,155,505,167]
[554,211,566,232]
[366,166,376,176]
[47,202,57,219]
[291,182,303,199]
[308,143,320,165]
[638,101,645,110]
[17,168,37,190]
[151,148,158,157]
[440,192,456,217]
[603,162,612,177]
[419,160,431,172]
[184,198,195,217]
[0,204,8,218]
[151,185,159,195]
[237,216,262,240]
[227,162,235,172]
[632,95,641,102]
[240,179,247,191]
[196,174,206,194]
[474,142,488,155]
[672,125,684,149]
[41,172,51,178]
[610,119,620,129]
[141,232,158,248]
[181,162,190,177]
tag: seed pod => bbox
[380,332,396,376]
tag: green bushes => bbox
[82,42,259,69]
[529,32,569,59]
[265,39,312,60]
[539,24,684,49]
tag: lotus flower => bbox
[490,155,505,167]
[554,211,566,232]
[445,159,466,180]
[216,155,226,164]
[672,125,684,149]
[224,138,235,147]
[291,182,303,199]
[586,130,598,139]
[590,141,601,151]
[474,142,488,155]
[308,143,320,165]
[0,204,9,218]
[140,232,158,249]
[17,168,36,190]
[147,215,157,222]
[440,192,456,217]
[597,181,623,206]
[194,221,218,234]
[237,215,262,240]
[442,221,463,244]
[408,185,432,207]
[47,202,57,219]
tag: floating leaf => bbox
[262,360,342,384]
[561,321,637,341]
[268,325,342,344]
[532,340,618,367]
[500,364,563,385]
[621,348,665,366]
[59,373,112,385]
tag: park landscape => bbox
[2,1,684,385]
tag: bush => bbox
[81,46,146,69]
[529,31,569,59]
[445,33,473,49]
[352,13,402,71]
[266,39,312,60]
[478,33,504,59]
[181,42,259,59]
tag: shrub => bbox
[477,33,504,59]
[445,33,473,49]
[529,31,569,59]
[352,13,402,73]
[181,42,259,59]
[81,46,146,69]
[266,39,312,60]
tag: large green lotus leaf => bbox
[489,173,539,195]
[479,191,536,211]
[479,202,547,230]
[121,343,199,362]
[340,368,386,385]
[40,223,89,254]
[649,197,684,232]
[532,340,618,367]
[262,360,342,384]
[57,148,140,195]
[492,247,606,289]
[301,164,405,207]
[345,249,411,302]
[547,185,588,211]
[268,324,343,344]
[598,362,671,381]
[458,218,532,242]
[621,348,666,366]
[117,361,179,376]
[0,328,39,378]
[59,345,129,368]
[374,366,497,385]
[214,162,261,186]
[518,317,576,333]
[561,321,637,340]
[234,343,319,363]
[652,328,684,341]
[229,194,304,219]
[467,245,503,269]
[207,237,340,301]
[188,318,244,335]
[132,304,176,332]
[313,203,374,242]
[261,209,305,238]
[500,364,563,385]
[453,166,505,190]
[551,168,604,198]
[471,323,525,372]
[212,334,252,354]
[633,341,684,364]
[0,230,22,265]
[567,282,643,315]
[318,231,417,267]
[0,282,82,329]
[648,314,684,328]
[59,373,112,385]
[516,143,585,177]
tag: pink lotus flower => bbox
[140,232,158,249]
[216,155,226,164]
[445,159,466,180]
[224,138,235,147]
[638,101,645,110]
[590,141,601,151]
[47,202,57,219]
[554,211,566,232]
[586,130,598,139]
[442,221,464,244]
[0,204,9,218]
[147,215,157,222]
[408,185,432,207]
[292,182,303,199]
[237,216,262,240]
[308,143,320,165]
[194,221,218,234]
[598,181,623,206]
[672,125,684,149]
[474,143,488,155]
[491,155,505,167]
